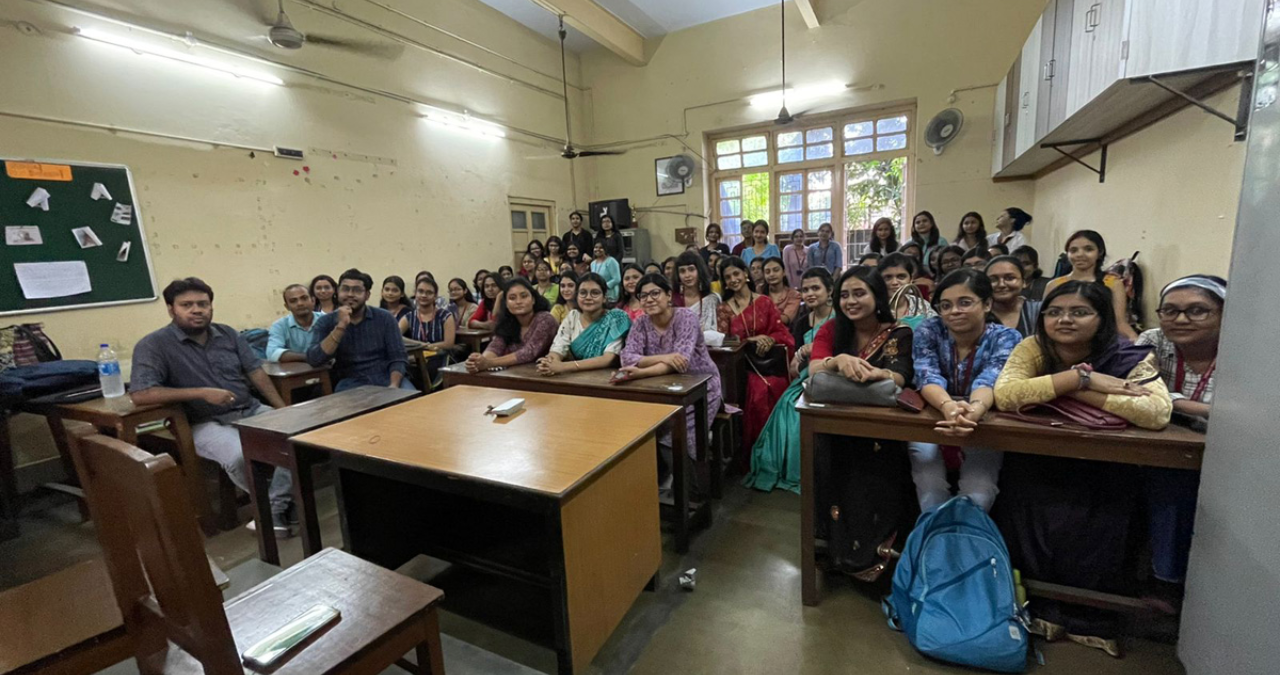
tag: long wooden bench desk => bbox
[796,396,1206,607]
[439,362,713,553]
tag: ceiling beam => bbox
[531,0,648,66]
[795,0,820,29]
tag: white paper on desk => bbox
[14,261,92,299]
[90,182,112,201]
[26,187,50,211]
[110,203,133,225]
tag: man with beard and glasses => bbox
[130,277,295,537]
[306,267,412,391]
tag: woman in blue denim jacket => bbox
[910,268,1022,512]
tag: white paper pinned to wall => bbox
[90,182,112,201]
[26,187,50,211]
[14,261,92,299]
[110,202,133,225]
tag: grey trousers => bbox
[191,407,292,515]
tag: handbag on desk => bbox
[808,371,901,407]
[1003,397,1129,431]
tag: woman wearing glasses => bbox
[537,273,630,376]
[619,273,723,492]
[909,269,1020,513]
[994,281,1172,657]
[1134,275,1226,612]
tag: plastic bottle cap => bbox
[100,343,109,348]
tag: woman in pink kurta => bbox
[717,257,795,470]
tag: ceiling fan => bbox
[772,0,815,126]
[553,15,623,160]
[250,0,400,58]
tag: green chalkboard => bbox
[0,159,156,315]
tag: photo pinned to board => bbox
[5,226,42,246]
[91,182,113,201]
[110,202,133,225]
[26,187,50,211]
[117,241,131,262]
[72,226,103,249]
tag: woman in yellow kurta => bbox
[1043,230,1137,340]
[993,280,1171,659]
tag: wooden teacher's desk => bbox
[233,385,420,565]
[796,396,1206,608]
[292,386,675,675]
[439,362,713,553]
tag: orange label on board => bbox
[5,162,73,181]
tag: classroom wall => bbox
[0,0,586,470]
[1029,89,1246,324]
[575,0,1043,261]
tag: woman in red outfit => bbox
[717,256,795,468]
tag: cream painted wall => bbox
[1030,89,1245,324]
[577,0,1043,261]
[0,0,586,469]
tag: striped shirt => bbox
[306,306,407,386]
[1137,328,1215,403]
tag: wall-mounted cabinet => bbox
[992,0,1264,179]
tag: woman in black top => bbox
[596,214,624,262]
[700,222,732,262]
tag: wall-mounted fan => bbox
[664,155,697,186]
[924,108,965,155]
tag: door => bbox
[1125,0,1265,78]
[509,201,551,267]
[1016,16,1043,155]
[1047,0,1076,131]
[1002,57,1020,168]
[1066,0,1127,116]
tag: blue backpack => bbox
[240,328,270,361]
[884,496,1029,673]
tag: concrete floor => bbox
[0,481,1186,675]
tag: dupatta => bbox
[570,309,631,360]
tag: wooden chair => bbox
[70,433,447,675]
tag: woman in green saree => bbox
[744,266,836,493]
[537,272,631,375]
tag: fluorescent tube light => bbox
[76,27,284,86]
[748,81,848,108]
[421,110,506,139]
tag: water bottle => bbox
[97,344,126,407]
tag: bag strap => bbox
[17,324,61,362]
[889,283,925,320]
[881,597,902,632]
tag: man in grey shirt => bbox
[130,277,295,536]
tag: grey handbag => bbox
[807,371,901,407]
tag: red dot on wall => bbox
[293,170,299,176]
[303,166,310,173]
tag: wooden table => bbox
[233,385,420,565]
[402,338,437,390]
[440,362,713,553]
[293,386,673,675]
[0,558,128,675]
[20,396,212,532]
[262,362,333,405]
[796,396,1207,607]
[708,340,746,406]
[455,327,493,353]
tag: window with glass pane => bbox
[717,135,768,173]
[779,172,803,232]
[510,211,527,230]
[718,178,745,248]
[842,112,911,157]
[845,156,908,249]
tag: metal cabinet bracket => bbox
[1041,138,1108,183]
[1140,72,1253,141]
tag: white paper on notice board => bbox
[14,261,92,299]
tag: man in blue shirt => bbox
[806,221,843,274]
[307,268,412,391]
[266,284,319,362]
[131,277,295,536]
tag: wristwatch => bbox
[1073,363,1094,391]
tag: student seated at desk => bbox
[672,250,720,332]
[986,255,1041,337]
[618,264,646,321]
[401,277,456,374]
[379,275,412,322]
[909,269,1020,513]
[469,273,502,330]
[267,284,320,362]
[1045,230,1138,340]
[877,253,935,329]
[537,273,630,375]
[465,277,557,372]
[448,278,479,327]
[762,257,801,325]
[619,273,722,490]
[307,268,413,391]
[744,266,835,493]
[808,267,916,581]
[993,280,1172,657]
[533,259,559,305]
[1136,275,1225,611]
[130,278,294,536]
[1013,245,1050,301]
[310,274,338,314]
[551,271,578,323]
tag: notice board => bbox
[0,159,157,315]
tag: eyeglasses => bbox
[578,289,603,298]
[637,290,665,301]
[1043,307,1098,320]
[338,285,366,294]
[1155,306,1216,321]
[936,297,981,313]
